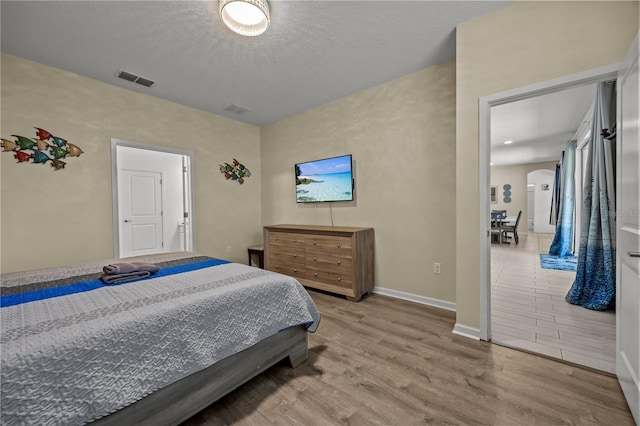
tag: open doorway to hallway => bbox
[487,80,616,373]
[111,139,194,258]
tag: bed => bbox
[0,252,320,425]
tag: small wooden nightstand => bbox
[247,245,264,269]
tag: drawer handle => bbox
[294,269,297,272]
[337,243,341,248]
[313,241,317,245]
[314,272,318,277]
[314,257,317,261]
[294,254,297,258]
[275,251,279,255]
[337,260,341,265]
[337,277,342,282]
[630,252,640,258]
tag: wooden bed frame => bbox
[94,326,308,426]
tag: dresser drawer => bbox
[305,267,353,289]
[269,232,306,248]
[269,257,306,279]
[306,250,353,272]
[268,244,304,262]
[305,234,352,252]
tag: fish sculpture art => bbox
[2,128,83,170]
[12,135,37,150]
[14,151,30,163]
[49,146,68,160]
[31,150,51,164]
[219,158,250,185]
[50,159,66,170]
[1,138,18,152]
[50,136,68,147]
[66,143,84,157]
[34,127,52,140]
[35,139,50,151]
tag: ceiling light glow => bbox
[504,140,513,144]
[220,0,270,36]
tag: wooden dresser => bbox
[264,225,374,301]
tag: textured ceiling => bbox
[1,0,509,126]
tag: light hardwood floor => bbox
[182,290,631,425]
[491,233,616,374]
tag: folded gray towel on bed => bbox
[103,262,160,275]
[100,271,151,285]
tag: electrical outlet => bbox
[433,262,441,275]
[226,245,232,254]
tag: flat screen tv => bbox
[295,154,354,203]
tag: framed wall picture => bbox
[490,186,497,204]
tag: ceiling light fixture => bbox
[220,0,270,37]
[504,140,513,144]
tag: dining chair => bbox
[501,210,522,244]
[490,211,506,244]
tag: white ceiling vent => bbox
[115,69,155,88]
[223,104,252,115]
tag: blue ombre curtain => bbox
[549,141,577,258]
[566,81,617,310]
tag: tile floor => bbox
[491,233,616,373]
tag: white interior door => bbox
[121,169,164,257]
[617,33,639,424]
[527,186,534,231]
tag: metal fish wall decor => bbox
[219,158,251,184]
[1,127,84,171]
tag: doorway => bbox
[479,63,620,371]
[528,170,555,234]
[111,139,194,258]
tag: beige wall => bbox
[261,60,457,303]
[456,1,639,328]
[491,161,557,233]
[1,54,262,273]
[3,0,637,325]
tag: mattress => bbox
[1,252,320,425]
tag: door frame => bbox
[111,139,195,258]
[478,63,620,341]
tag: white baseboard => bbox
[372,287,456,312]
[452,323,481,340]
[371,288,481,341]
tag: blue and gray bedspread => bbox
[1,252,320,425]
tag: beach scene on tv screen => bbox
[296,156,352,202]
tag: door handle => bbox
[629,252,640,258]
[124,219,132,223]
